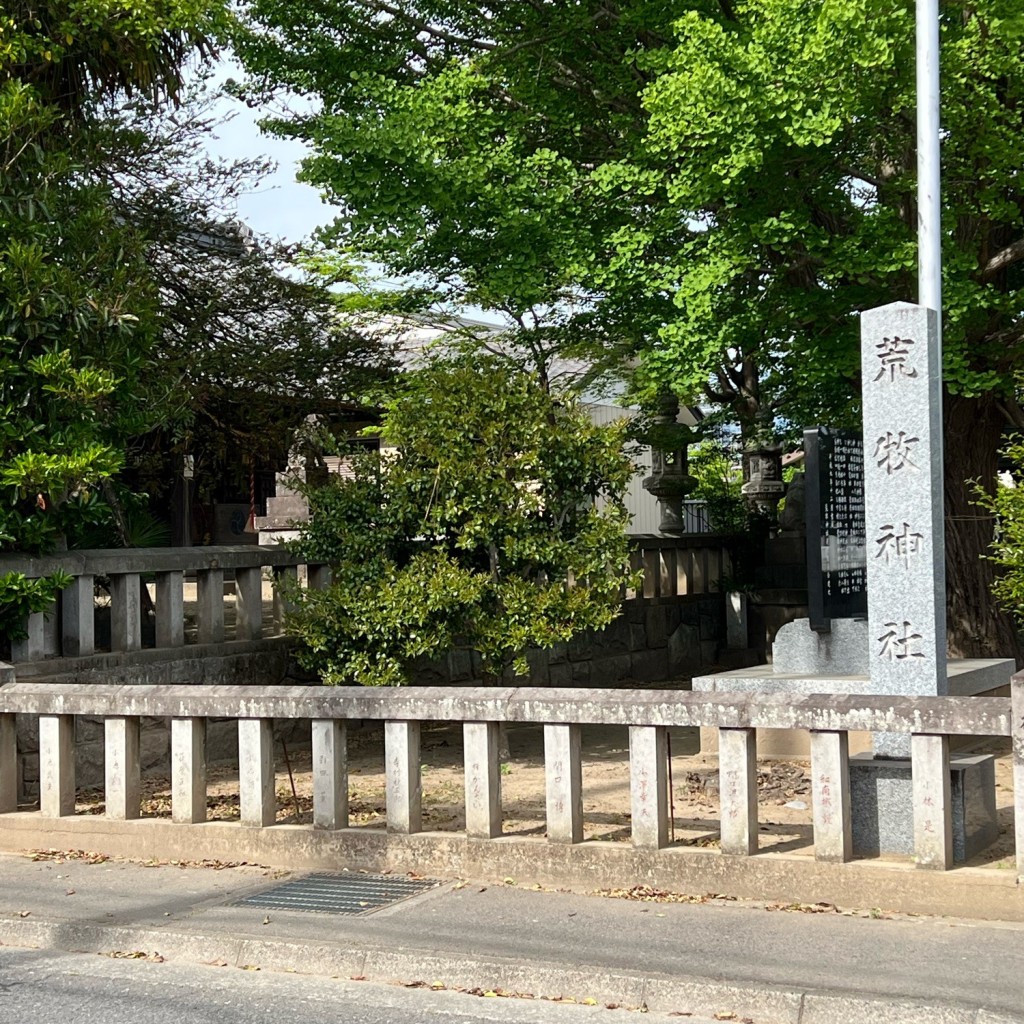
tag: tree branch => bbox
[981,237,1024,281]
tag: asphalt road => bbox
[0,946,726,1024]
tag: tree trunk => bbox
[943,391,1022,664]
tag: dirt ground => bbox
[74,722,1017,870]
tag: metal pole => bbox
[916,0,942,323]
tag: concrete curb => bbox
[0,916,1017,1024]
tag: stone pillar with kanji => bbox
[861,302,947,757]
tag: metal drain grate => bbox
[233,872,441,916]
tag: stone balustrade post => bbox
[308,564,332,591]
[234,566,264,642]
[155,571,185,648]
[0,714,15,813]
[109,573,141,652]
[11,608,47,662]
[658,548,677,599]
[544,723,583,844]
[463,722,502,839]
[718,727,757,855]
[273,565,299,631]
[312,719,348,830]
[810,731,852,863]
[39,714,75,817]
[62,575,95,656]
[642,548,657,599]
[104,717,141,820]
[171,718,207,823]
[197,568,225,644]
[912,733,953,870]
[677,549,693,596]
[385,721,422,834]
[629,725,668,849]
[238,718,276,827]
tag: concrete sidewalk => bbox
[0,850,1020,1024]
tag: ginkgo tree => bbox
[236,0,1024,658]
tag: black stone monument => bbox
[804,426,867,631]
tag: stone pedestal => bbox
[693,647,1012,759]
[849,753,998,862]
[771,617,868,674]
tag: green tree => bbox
[236,0,1024,658]
[286,357,638,685]
[0,0,226,637]
[89,82,396,507]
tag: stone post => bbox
[171,717,207,823]
[1012,673,1024,883]
[385,721,422,834]
[809,731,852,863]
[273,565,299,632]
[234,567,264,642]
[861,303,946,757]
[109,573,142,652]
[629,725,668,849]
[197,568,225,644]
[10,608,47,662]
[104,717,141,820]
[312,719,348,830]
[238,718,276,827]
[156,571,185,648]
[718,727,757,855]
[544,723,583,844]
[39,714,75,817]
[308,564,332,591]
[463,722,502,839]
[62,575,94,657]
[911,733,953,870]
[0,714,16,813]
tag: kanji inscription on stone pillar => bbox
[861,303,947,756]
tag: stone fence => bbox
[1,535,744,687]
[0,545,315,664]
[0,680,1020,886]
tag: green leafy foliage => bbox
[234,0,1024,422]
[236,0,1024,656]
[0,0,227,640]
[286,358,639,685]
[689,441,748,535]
[974,439,1024,625]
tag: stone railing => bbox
[0,680,1018,879]
[0,546,325,664]
[626,534,733,600]
[2,535,738,669]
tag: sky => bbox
[197,61,503,326]
[199,61,334,244]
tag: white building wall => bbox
[584,403,662,535]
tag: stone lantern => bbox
[740,442,785,520]
[641,392,696,535]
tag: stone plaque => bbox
[804,426,867,631]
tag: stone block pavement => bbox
[0,850,1020,1024]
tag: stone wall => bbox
[414,592,733,688]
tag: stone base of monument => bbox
[692,618,1014,757]
[849,752,999,862]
